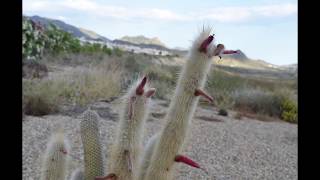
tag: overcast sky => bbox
[23,0,297,65]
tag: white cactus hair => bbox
[144,26,215,180]
[70,168,84,180]
[109,75,155,179]
[40,128,71,180]
[136,133,160,180]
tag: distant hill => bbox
[214,50,279,71]
[119,35,166,47]
[24,15,296,74]
[112,39,170,51]
[27,15,111,42]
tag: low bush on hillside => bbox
[22,49,297,123]
[231,88,282,117]
[23,66,121,116]
[23,17,122,62]
[23,79,60,116]
[281,98,298,123]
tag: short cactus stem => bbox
[80,109,105,180]
[109,76,155,179]
[40,130,70,180]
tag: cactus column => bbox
[80,109,105,180]
[144,28,221,180]
[40,130,70,180]
[108,76,156,180]
[136,133,159,180]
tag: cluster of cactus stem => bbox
[40,27,238,180]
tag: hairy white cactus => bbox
[36,27,238,180]
[144,27,223,180]
[108,76,156,180]
[40,130,70,180]
[136,133,159,180]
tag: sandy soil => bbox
[22,98,297,180]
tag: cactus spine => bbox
[109,76,155,180]
[70,168,84,180]
[80,109,105,180]
[40,130,70,180]
[144,28,217,180]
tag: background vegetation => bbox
[22,17,297,123]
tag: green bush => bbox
[218,109,228,116]
[22,17,46,60]
[23,66,121,116]
[23,17,114,60]
[143,65,177,100]
[44,24,82,55]
[113,47,123,57]
[23,79,61,116]
[102,45,112,55]
[281,98,298,123]
[231,88,283,117]
[144,66,176,86]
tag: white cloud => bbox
[254,3,297,17]
[201,3,297,22]
[200,7,252,22]
[22,0,297,23]
[57,16,67,21]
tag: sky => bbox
[23,0,297,65]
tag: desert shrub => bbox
[211,90,235,109]
[207,69,246,108]
[23,17,115,61]
[280,98,298,123]
[52,67,121,106]
[144,66,176,86]
[102,45,112,55]
[113,47,123,57]
[22,17,46,60]
[150,80,174,100]
[22,59,48,79]
[231,88,283,117]
[23,66,121,116]
[208,69,247,93]
[44,24,82,55]
[122,55,145,73]
[80,43,111,55]
[142,65,177,100]
[218,109,228,116]
[23,79,61,116]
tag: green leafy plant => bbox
[22,17,46,60]
[281,98,298,123]
[113,47,123,57]
[44,24,81,55]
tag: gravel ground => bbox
[23,100,297,180]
